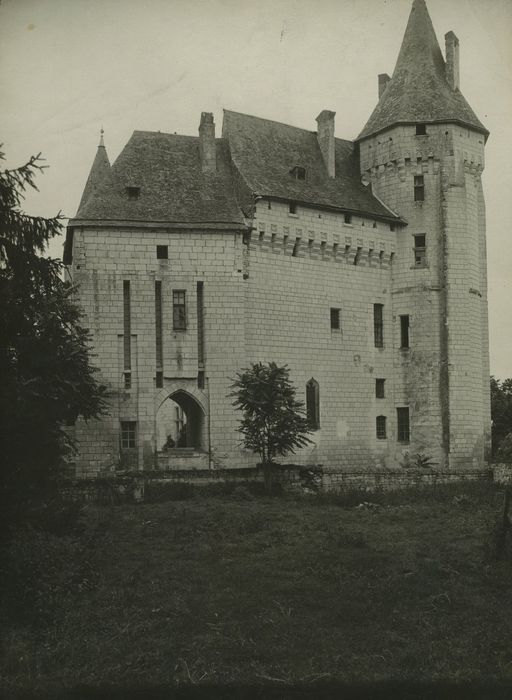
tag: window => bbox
[289,202,297,215]
[414,234,426,267]
[120,421,137,448]
[376,415,387,439]
[374,303,384,348]
[292,238,300,257]
[155,281,163,369]
[400,315,410,348]
[290,166,306,180]
[156,245,168,259]
[155,371,163,388]
[124,371,131,390]
[126,186,140,200]
[197,281,204,365]
[390,222,396,232]
[375,378,385,398]
[397,407,410,442]
[123,280,131,372]
[197,370,205,390]
[414,175,425,201]
[306,378,320,430]
[330,308,341,330]
[172,290,186,330]
[268,201,272,209]
[344,213,352,224]
[416,123,427,136]
[372,221,377,229]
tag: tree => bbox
[230,362,313,492]
[491,376,512,457]
[0,150,106,520]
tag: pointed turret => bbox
[77,129,111,214]
[357,0,487,140]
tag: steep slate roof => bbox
[222,110,400,221]
[357,0,488,140]
[77,134,111,211]
[71,131,245,228]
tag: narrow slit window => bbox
[397,407,410,443]
[292,238,301,257]
[155,371,163,389]
[330,308,341,331]
[155,281,163,369]
[156,245,168,259]
[374,303,384,348]
[173,290,187,330]
[197,281,204,365]
[414,234,426,267]
[375,378,385,398]
[123,280,131,372]
[120,421,137,449]
[376,415,387,440]
[306,378,320,430]
[414,175,425,201]
[400,315,410,349]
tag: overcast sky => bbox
[1,0,511,378]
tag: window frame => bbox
[120,421,137,449]
[397,407,410,443]
[172,290,187,331]
[376,415,387,440]
[413,234,427,267]
[156,245,168,260]
[414,175,425,202]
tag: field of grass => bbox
[2,482,512,698]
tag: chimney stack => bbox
[199,112,216,172]
[445,31,460,90]
[316,110,336,178]
[378,73,391,99]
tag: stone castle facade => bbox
[65,0,491,477]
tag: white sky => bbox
[1,0,511,378]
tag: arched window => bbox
[306,378,320,430]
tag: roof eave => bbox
[356,118,489,143]
[66,218,249,231]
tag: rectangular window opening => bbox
[330,308,341,331]
[376,378,385,399]
[344,213,352,224]
[155,371,163,389]
[374,303,384,348]
[289,201,297,215]
[292,238,300,257]
[123,280,131,372]
[197,281,204,365]
[155,280,163,369]
[173,290,187,331]
[414,234,426,267]
[397,407,410,443]
[156,245,168,260]
[126,186,140,200]
[414,175,425,201]
[197,370,205,390]
[416,123,427,136]
[376,415,387,440]
[400,315,410,349]
[124,371,131,390]
[120,421,137,449]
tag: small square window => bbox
[157,245,168,260]
[376,378,385,398]
[173,290,187,330]
[376,415,387,440]
[289,202,297,215]
[330,308,341,330]
[344,213,352,224]
[120,421,137,449]
[416,124,427,136]
[126,186,140,200]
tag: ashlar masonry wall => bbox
[68,226,248,476]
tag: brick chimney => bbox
[316,110,336,178]
[445,31,460,90]
[378,73,391,99]
[199,112,216,172]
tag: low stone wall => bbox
[60,464,495,502]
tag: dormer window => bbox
[290,166,306,181]
[126,186,140,200]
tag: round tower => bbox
[356,0,490,470]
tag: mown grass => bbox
[1,482,512,695]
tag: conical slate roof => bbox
[357,0,488,140]
[77,132,112,213]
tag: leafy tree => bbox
[230,362,312,492]
[0,150,106,522]
[491,376,512,457]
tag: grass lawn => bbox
[2,482,512,697]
